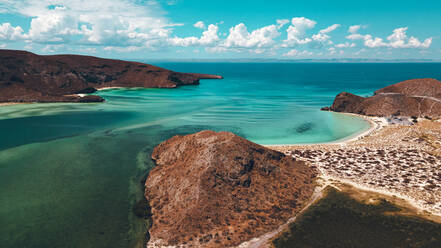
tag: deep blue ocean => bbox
[1,62,441,247]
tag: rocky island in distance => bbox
[322,78,441,118]
[0,49,222,103]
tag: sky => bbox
[0,0,440,60]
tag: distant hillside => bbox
[324,78,441,118]
[0,50,222,103]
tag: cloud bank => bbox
[0,0,434,57]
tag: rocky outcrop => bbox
[328,92,365,113]
[145,131,317,247]
[325,78,441,118]
[0,49,222,103]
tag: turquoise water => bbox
[1,63,441,247]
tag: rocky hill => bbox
[0,50,222,103]
[324,78,441,118]
[145,131,317,247]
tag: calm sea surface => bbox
[1,63,440,247]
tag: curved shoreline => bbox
[268,118,441,214]
[270,127,441,212]
[255,116,441,247]
[96,87,125,91]
[1,102,379,147]
[0,102,23,106]
[329,113,386,144]
[265,112,382,148]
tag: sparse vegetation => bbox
[272,188,441,248]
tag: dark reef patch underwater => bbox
[272,187,441,248]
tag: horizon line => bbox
[132,58,441,63]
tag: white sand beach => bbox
[96,87,124,91]
[269,118,441,216]
[239,117,441,248]
[0,102,26,106]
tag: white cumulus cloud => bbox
[335,42,356,48]
[348,25,361,34]
[364,37,388,48]
[0,23,27,41]
[312,24,340,42]
[199,24,221,45]
[276,19,290,29]
[0,3,435,57]
[346,25,432,49]
[309,24,340,49]
[387,27,432,48]
[193,21,205,29]
[283,49,313,57]
[223,23,280,48]
[283,17,316,46]
[319,24,341,34]
[168,24,220,47]
[0,0,173,48]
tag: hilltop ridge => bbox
[324,78,441,118]
[145,130,317,247]
[0,49,222,103]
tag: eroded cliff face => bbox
[145,131,317,247]
[0,49,222,103]
[327,78,441,117]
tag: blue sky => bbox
[0,0,440,60]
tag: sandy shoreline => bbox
[96,87,124,91]
[0,88,122,107]
[271,121,441,215]
[330,113,388,144]
[0,102,28,106]
[269,118,441,215]
[265,112,381,148]
[243,116,441,247]
[321,175,440,217]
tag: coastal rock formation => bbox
[327,92,365,113]
[0,49,222,103]
[145,131,317,247]
[325,78,441,118]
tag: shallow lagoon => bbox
[1,63,441,247]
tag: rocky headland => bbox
[0,49,222,103]
[144,130,317,247]
[323,78,441,118]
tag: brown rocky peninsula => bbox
[323,78,441,118]
[144,131,317,247]
[0,49,222,103]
